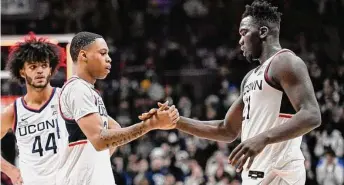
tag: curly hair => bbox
[242,0,282,26]
[6,32,66,83]
[70,32,103,62]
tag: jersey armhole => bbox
[264,49,295,92]
[264,61,283,91]
[12,101,18,133]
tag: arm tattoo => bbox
[99,123,148,148]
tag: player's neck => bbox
[75,69,96,85]
[258,42,282,65]
[25,85,53,105]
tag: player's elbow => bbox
[306,108,321,128]
[94,141,108,151]
[219,128,240,143]
[226,132,240,143]
[89,136,108,151]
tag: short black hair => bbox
[70,32,103,62]
[6,32,65,83]
[242,0,282,26]
[324,147,336,157]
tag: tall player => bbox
[140,1,321,184]
[57,32,179,185]
[1,33,67,185]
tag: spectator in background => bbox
[145,147,170,185]
[184,160,206,185]
[316,148,344,185]
[315,123,344,158]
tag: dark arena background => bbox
[1,0,343,185]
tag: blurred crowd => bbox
[1,0,344,185]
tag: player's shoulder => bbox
[270,49,307,77]
[2,103,15,114]
[62,78,89,92]
[60,78,94,99]
[273,49,306,69]
[1,103,15,125]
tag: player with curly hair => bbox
[1,32,68,185]
[140,1,321,184]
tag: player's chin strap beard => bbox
[26,74,51,89]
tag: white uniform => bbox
[13,88,68,185]
[241,49,306,185]
[57,76,115,185]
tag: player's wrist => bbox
[175,116,185,129]
[259,132,271,145]
[142,119,157,131]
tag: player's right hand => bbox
[8,168,23,185]
[143,103,179,130]
[138,101,171,121]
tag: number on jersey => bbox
[32,133,57,157]
[243,96,251,120]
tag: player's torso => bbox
[241,58,283,140]
[60,77,109,145]
[240,49,304,180]
[14,88,67,183]
[57,77,114,185]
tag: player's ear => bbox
[79,50,88,63]
[19,68,26,78]
[259,26,269,39]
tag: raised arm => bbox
[61,84,179,152]
[1,103,23,185]
[107,116,121,155]
[77,107,177,151]
[176,96,243,143]
[147,70,254,143]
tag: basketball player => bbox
[57,32,179,185]
[139,1,321,184]
[1,33,67,185]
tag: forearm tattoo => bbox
[99,124,147,148]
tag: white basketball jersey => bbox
[57,76,115,185]
[241,49,305,182]
[13,88,68,185]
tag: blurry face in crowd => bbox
[81,38,112,79]
[325,153,335,164]
[151,156,164,170]
[239,16,263,63]
[323,79,335,96]
[164,174,176,185]
[310,63,321,78]
[20,61,52,89]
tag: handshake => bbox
[139,101,180,130]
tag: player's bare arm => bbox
[139,71,254,143]
[175,96,243,143]
[1,104,14,139]
[140,105,240,142]
[107,116,121,155]
[1,104,24,185]
[229,52,321,171]
[77,105,178,151]
[173,71,254,142]
[263,52,321,141]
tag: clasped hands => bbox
[140,101,180,130]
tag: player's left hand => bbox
[228,135,268,172]
[138,102,172,121]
